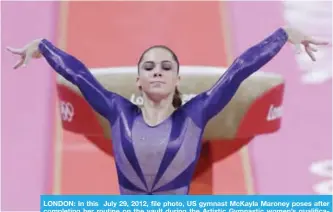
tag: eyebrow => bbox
[143,60,172,63]
[142,61,155,66]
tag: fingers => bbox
[7,46,28,69]
[13,59,24,69]
[305,45,316,62]
[12,54,31,69]
[6,46,24,55]
[307,37,330,46]
[22,53,32,67]
[307,44,318,52]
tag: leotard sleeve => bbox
[39,39,129,124]
[182,28,289,127]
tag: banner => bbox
[40,195,332,212]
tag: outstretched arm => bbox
[201,28,288,123]
[183,28,289,126]
[39,39,119,121]
[184,26,327,126]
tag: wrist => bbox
[34,38,45,58]
[33,38,43,46]
[281,26,290,38]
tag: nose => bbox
[153,73,162,77]
[153,67,163,77]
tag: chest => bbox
[130,116,202,168]
[111,115,203,191]
[131,119,171,160]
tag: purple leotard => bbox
[39,28,288,195]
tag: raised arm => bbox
[183,27,328,126]
[182,28,288,126]
[201,28,288,122]
[38,39,120,121]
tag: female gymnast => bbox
[7,27,328,195]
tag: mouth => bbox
[150,81,166,84]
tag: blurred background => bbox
[1,1,332,211]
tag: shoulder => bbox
[112,94,139,113]
[176,94,207,128]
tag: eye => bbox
[161,61,173,71]
[143,62,155,71]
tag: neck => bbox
[141,93,175,126]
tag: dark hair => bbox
[137,45,182,108]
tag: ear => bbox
[136,76,141,89]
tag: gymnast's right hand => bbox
[6,39,43,69]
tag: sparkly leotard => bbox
[39,28,288,195]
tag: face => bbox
[137,47,180,99]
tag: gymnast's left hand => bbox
[282,26,330,61]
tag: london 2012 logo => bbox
[59,100,75,122]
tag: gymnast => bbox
[7,26,328,195]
